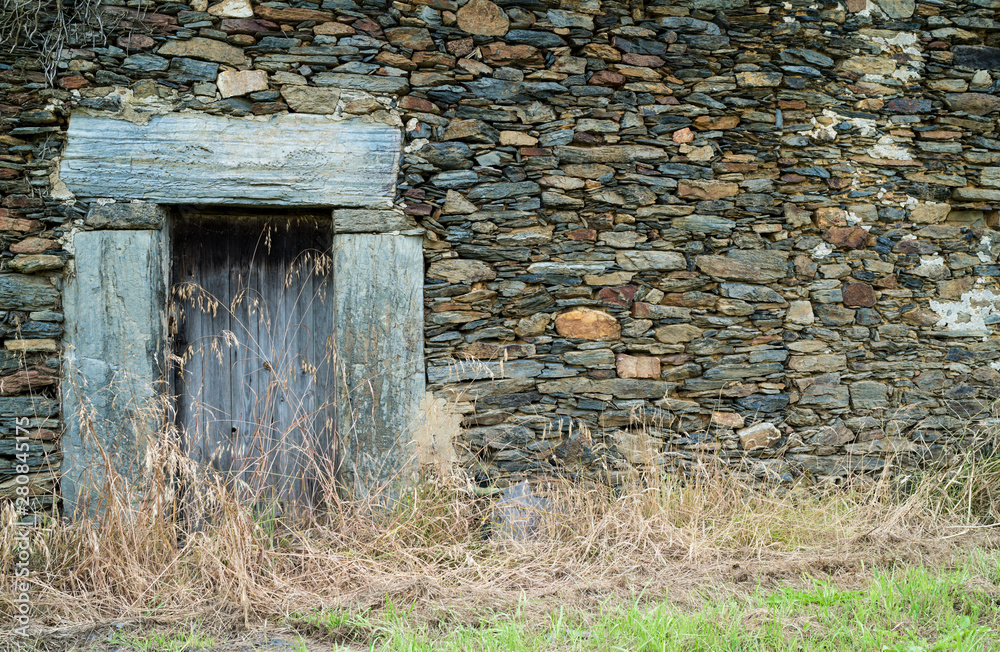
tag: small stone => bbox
[824,226,869,250]
[615,250,686,271]
[117,34,155,49]
[158,37,246,66]
[653,323,702,344]
[712,411,745,429]
[208,0,252,18]
[786,300,814,326]
[874,0,914,18]
[843,282,876,308]
[428,259,497,284]
[788,354,847,373]
[9,254,62,273]
[910,203,951,224]
[385,27,435,50]
[946,93,1000,116]
[735,71,782,87]
[696,250,788,283]
[456,0,510,36]
[677,179,739,200]
[554,308,620,341]
[499,131,538,146]
[515,313,550,337]
[442,190,477,214]
[314,22,356,36]
[851,381,889,410]
[738,422,782,451]
[216,69,268,98]
[672,127,694,143]
[279,86,340,114]
[616,354,660,379]
[840,56,896,76]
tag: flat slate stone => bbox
[312,72,411,94]
[59,112,400,207]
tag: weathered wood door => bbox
[170,211,335,505]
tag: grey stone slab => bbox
[62,228,167,518]
[334,233,424,499]
[60,112,401,208]
[85,202,167,230]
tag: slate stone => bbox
[418,142,474,169]
[506,30,565,49]
[167,57,218,83]
[312,73,410,94]
[954,46,1000,70]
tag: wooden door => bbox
[170,211,335,506]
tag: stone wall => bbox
[4,0,1000,502]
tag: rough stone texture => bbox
[216,69,268,98]
[334,234,424,499]
[456,0,509,37]
[59,113,400,207]
[62,229,166,516]
[738,423,782,451]
[10,0,1000,507]
[554,308,621,341]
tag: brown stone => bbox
[567,228,597,241]
[255,5,332,22]
[672,127,694,143]
[314,22,356,36]
[616,354,661,379]
[0,368,58,396]
[824,226,870,249]
[693,115,740,130]
[712,411,745,429]
[946,93,1000,116]
[10,237,54,254]
[385,27,435,50]
[843,282,876,308]
[597,285,637,307]
[554,308,620,341]
[117,34,155,49]
[738,422,782,450]
[216,69,268,98]
[653,323,702,343]
[447,37,475,58]
[622,52,665,67]
[158,37,246,66]
[456,0,509,36]
[589,70,626,87]
[677,179,739,200]
[480,43,541,66]
[58,75,90,89]
[399,95,440,113]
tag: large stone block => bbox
[62,228,167,517]
[59,112,401,207]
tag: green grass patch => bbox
[298,551,1000,652]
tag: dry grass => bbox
[1,434,996,649]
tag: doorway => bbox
[170,210,336,505]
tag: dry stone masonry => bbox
[4,0,1000,504]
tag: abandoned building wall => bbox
[3,0,1000,503]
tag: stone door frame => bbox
[57,111,424,515]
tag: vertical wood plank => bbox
[172,213,334,505]
[333,233,424,499]
[62,228,167,517]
